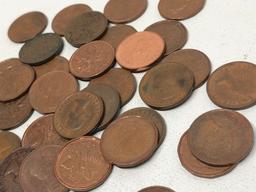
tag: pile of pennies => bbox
[0,0,255,191]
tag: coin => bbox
[104,0,148,23]
[19,33,64,65]
[101,116,158,167]
[54,91,104,139]
[138,186,175,192]
[207,61,256,109]
[0,58,35,102]
[55,136,112,191]
[52,4,92,36]
[65,11,108,47]
[188,109,254,166]
[8,11,47,43]
[29,71,78,114]
[145,20,188,55]
[116,31,165,71]
[69,41,115,80]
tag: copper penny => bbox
[8,11,47,43]
[104,0,148,23]
[29,71,78,114]
[70,41,115,80]
[54,91,104,139]
[162,49,211,88]
[101,116,158,167]
[188,109,254,166]
[116,31,165,71]
[139,62,194,109]
[145,20,188,55]
[0,58,35,102]
[158,0,206,20]
[0,147,34,192]
[22,114,68,148]
[90,68,136,106]
[19,145,67,192]
[52,4,92,36]
[207,61,256,109]
[138,186,175,192]
[55,136,112,191]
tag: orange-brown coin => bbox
[138,186,175,192]
[55,136,112,191]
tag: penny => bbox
[8,11,47,43]
[29,71,78,114]
[0,147,34,192]
[55,136,112,191]
[116,31,165,71]
[207,61,256,109]
[188,109,254,166]
[158,0,206,20]
[0,58,35,102]
[90,68,136,106]
[19,145,67,192]
[101,116,158,167]
[70,41,115,80]
[54,91,103,139]
[138,186,175,192]
[19,33,64,65]
[22,114,68,148]
[104,0,148,23]
[145,20,188,55]
[65,11,108,47]
[52,4,92,36]
[139,62,194,109]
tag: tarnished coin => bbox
[104,0,148,23]
[0,58,34,102]
[188,109,254,166]
[101,116,158,167]
[207,61,256,109]
[145,20,188,55]
[70,41,115,80]
[8,11,47,43]
[138,186,175,192]
[139,62,194,109]
[19,33,64,65]
[55,137,112,191]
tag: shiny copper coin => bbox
[138,186,175,192]
[104,0,148,23]
[70,41,115,80]
[20,145,67,192]
[188,109,254,166]
[116,31,165,71]
[101,116,158,167]
[207,61,256,109]
[29,71,78,114]
[8,11,47,43]
[55,136,112,191]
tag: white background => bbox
[0,0,256,192]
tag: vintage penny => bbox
[158,0,206,20]
[116,31,165,71]
[101,116,158,167]
[145,20,188,55]
[22,114,68,148]
[69,41,115,80]
[65,11,108,47]
[8,11,47,43]
[207,61,256,109]
[138,186,175,192]
[54,91,104,139]
[52,4,92,36]
[19,33,64,65]
[0,58,34,102]
[29,71,78,114]
[139,62,194,109]
[188,109,254,166]
[55,137,112,191]
[104,0,148,23]
[19,145,67,192]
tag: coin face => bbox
[138,186,175,192]
[55,137,112,191]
